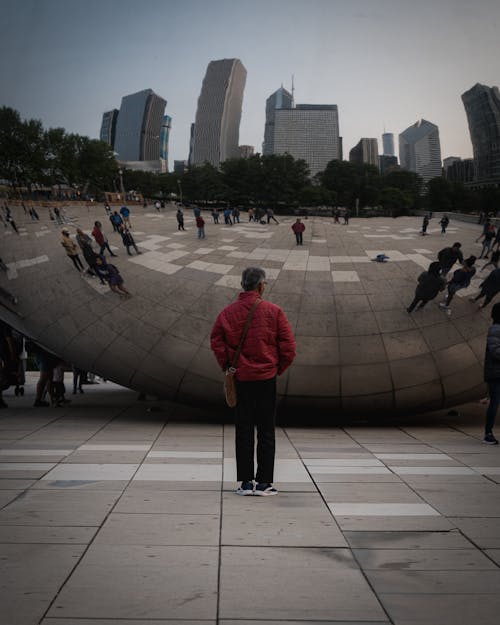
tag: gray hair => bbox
[241,266,266,291]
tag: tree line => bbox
[1,106,499,215]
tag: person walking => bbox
[176,208,185,231]
[95,256,131,297]
[120,205,132,229]
[470,267,500,309]
[92,221,117,257]
[111,211,124,231]
[266,207,279,224]
[61,228,85,272]
[406,261,446,313]
[223,207,233,225]
[343,209,350,225]
[481,249,500,272]
[75,228,104,280]
[119,226,141,255]
[440,215,450,234]
[248,208,254,222]
[211,208,219,224]
[439,255,477,315]
[483,302,500,444]
[210,267,296,495]
[438,242,464,277]
[196,214,206,239]
[292,218,305,245]
[421,214,430,235]
[479,221,496,258]
[232,207,240,224]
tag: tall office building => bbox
[239,145,255,159]
[462,83,500,185]
[113,89,167,162]
[273,104,340,177]
[263,86,294,155]
[382,132,395,156]
[191,58,247,167]
[100,109,119,148]
[399,119,442,184]
[159,115,172,172]
[349,138,379,168]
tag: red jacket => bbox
[292,221,305,234]
[210,291,296,381]
[92,226,105,246]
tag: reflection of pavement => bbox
[0,382,499,623]
[0,204,493,414]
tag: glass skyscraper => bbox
[263,86,293,155]
[462,83,500,185]
[99,109,119,148]
[191,59,247,167]
[399,119,442,184]
[113,89,167,161]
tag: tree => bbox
[318,160,380,208]
[379,187,412,216]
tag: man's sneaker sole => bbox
[236,488,254,495]
[254,487,278,496]
[482,438,499,445]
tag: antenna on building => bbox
[291,74,295,108]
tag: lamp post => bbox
[118,169,125,198]
[177,179,183,205]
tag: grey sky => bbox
[2,0,500,169]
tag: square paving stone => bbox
[1,543,86,625]
[94,512,220,546]
[450,517,500,548]
[365,569,500,594]
[353,548,496,570]
[0,525,97,544]
[415,482,500,516]
[48,545,218,620]
[219,546,386,621]
[43,621,214,625]
[41,463,139,481]
[114,489,221,514]
[133,463,222,481]
[0,490,122,526]
[379,593,500,625]
[344,530,474,549]
[221,492,346,547]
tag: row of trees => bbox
[0,107,118,197]
[2,106,499,215]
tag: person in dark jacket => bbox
[119,226,141,255]
[470,267,500,309]
[482,302,500,444]
[421,214,429,235]
[407,261,446,312]
[440,215,449,234]
[210,267,296,496]
[439,256,477,314]
[438,242,463,276]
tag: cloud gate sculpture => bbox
[0,203,488,415]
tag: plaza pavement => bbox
[1,375,499,625]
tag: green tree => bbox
[318,160,380,208]
[427,177,453,211]
[379,187,412,216]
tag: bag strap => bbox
[230,298,262,369]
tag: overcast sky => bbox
[2,0,500,169]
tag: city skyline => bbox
[2,0,500,170]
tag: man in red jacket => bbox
[211,267,296,496]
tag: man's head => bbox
[61,228,70,236]
[452,242,462,250]
[241,267,266,292]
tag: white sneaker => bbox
[236,481,254,496]
[439,302,448,309]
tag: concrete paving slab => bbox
[114,489,221,514]
[0,525,97,543]
[43,621,215,625]
[0,490,121,526]
[365,569,500,594]
[319,483,429,503]
[48,545,219,620]
[41,463,139,481]
[94,512,220,546]
[450,517,500,548]
[221,492,347,547]
[353,547,496,570]
[379,593,500,625]
[219,546,386,621]
[1,543,86,625]
[344,530,474,549]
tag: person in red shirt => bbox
[92,221,117,257]
[211,267,296,496]
[196,214,205,239]
[292,218,305,245]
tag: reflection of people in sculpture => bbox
[61,228,84,272]
[95,256,131,297]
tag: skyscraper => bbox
[113,89,167,161]
[191,58,247,167]
[263,86,293,155]
[382,132,395,156]
[399,119,442,184]
[349,138,379,168]
[159,115,172,172]
[100,109,119,148]
[273,104,340,177]
[462,83,500,185]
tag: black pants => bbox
[234,377,277,483]
[69,254,84,271]
[295,232,303,245]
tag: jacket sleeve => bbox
[487,331,500,362]
[276,309,296,375]
[210,315,229,371]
